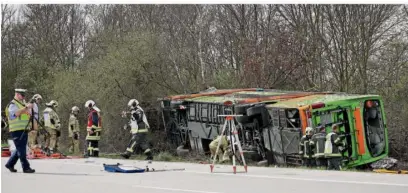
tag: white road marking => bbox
[14,159,408,188]
[183,171,408,187]
[129,184,224,193]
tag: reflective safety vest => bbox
[324,132,343,157]
[6,100,30,132]
[299,135,313,158]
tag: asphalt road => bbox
[2,157,408,193]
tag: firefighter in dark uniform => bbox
[299,127,315,167]
[310,124,327,169]
[324,124,345,170]
[120,99,153,161]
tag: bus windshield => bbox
[363,99,386,157]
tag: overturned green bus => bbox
[159,88,388,168]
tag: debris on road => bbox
[373,169,408,174]
[103,163,185,173]
[371,157,398,169]
[103,163,145,173]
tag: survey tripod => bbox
[210,101,247,174]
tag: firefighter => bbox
[85,100,102,157]
[68,106,80,154]
[28,94,42,150]
[4,88,35,173]
[310,124,327,169]
[209,135,230,163]
[42,100,60,155]
[324,124,345,170]
[299,127,315,167]
[120,99,153,161]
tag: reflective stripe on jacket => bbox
[7,100,30,132]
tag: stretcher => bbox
[27,148,83,159]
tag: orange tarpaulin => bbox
[236,92,333,104]
[167,88,259,100]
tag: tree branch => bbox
[114,79,132,99]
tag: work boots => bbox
[145,151,153,163]
[5,164,17,173]
[121,151,131,159]
[5,164,35,173]
[23,168,35,173]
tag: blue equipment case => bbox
[103,163,146,173]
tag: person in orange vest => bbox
[84,100,102,157]
[4,88,35,173]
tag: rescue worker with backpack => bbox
[120,99,153,161]
[324,124,346,170]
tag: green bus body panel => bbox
[284,95,388,168]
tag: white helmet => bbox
[305,127,314,135]
[127,99,139,108]
[85,100,95,108]
[46,100,58,108]
[71,106,79,113]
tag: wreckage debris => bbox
[103,163,185,173]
